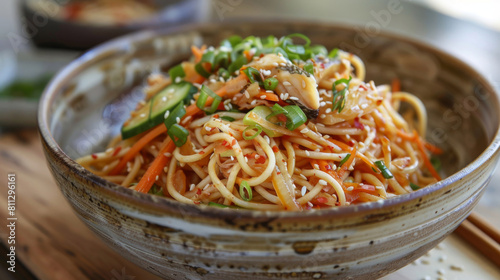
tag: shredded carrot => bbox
[415,135,442,181]
[260,91,279,102]
[396,129,443,155]
[191,45,206,63]
[109,125,167,175]
[356,152,378,172]
[396,129,417,141]
[135,139,176,193]
[338,146,357,179]
[424,142,443,155]
[243,50,253,61]
[392,78,401,92]
[327,138,351,151]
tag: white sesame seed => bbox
[264,135,270,144]
[164,152,172,157]
[189,184,196,191]
[176,117,180,123]
[323,135,330,139]
[347,186,354,191]
[204,184,210,190]
[251,100,257,105]
[230,156,234,160]
[301,186,307,196]
[175,77,182,83]
[300,128,309,133]
[106,148,113,153]
[272,62,279,66]
[219,77,225,82]
[162,96,167,102]
[210,79,217,84]
[280,62,287,67]
[299,174,307,180]
[375,185,384,190]
[361,103,368,109]
[205,126,211,131]
[164,110,170,119]
[313,164,319,169]
[245,156,248,163]
[155,175,159,181]
[325,108,332,114]
[305,150,311,156]
[255,154,260,159]
[244,91,250,98]
[163,167,169,173]
[283,81,291,86]
[289,96,299,100]
[319,180,328,186]
[307,201,313,207]
[266,90,274,93]
[139,113,146,118]
[284,93,289,100]
[320,101,326,107]
[320,114,326,118]
[260,95,267,99]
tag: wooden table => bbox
[1,129,499,280]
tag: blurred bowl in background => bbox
[20,0,209,50]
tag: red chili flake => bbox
[213,114,219,118]
[256,156,266,164]
[325,164,332,171]
[359,84,368,91]
[91,154,98,159]
[231,139,237,146]
[277,172,281,175]
[222,140,228,147]
[259,53,265,58]
[217,103,225,111]
[199,151,205,155]
[272,146,279,153]
[353,117,364,130]
[196,189,202,195]
[112,146,122,156]
[316,197,328,204]
[194,201,201,205]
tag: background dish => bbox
[39,21,500,279]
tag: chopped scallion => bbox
[242,67,263,85]
[410,183,420,191]
[304,62,314,75]
[239,180,253,201]
[164,103,186,129]
[263,77,278,90]
[195,62,211,78]
[220,116,235,122]
[242,124,263,140]
[196,85,222,114]
[332,76,352,113]
[374,160,394,179]
[339,154,351,167]
[168,64,185,83]
[283,105,307,131]
[167,124,189,147]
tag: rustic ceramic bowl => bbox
[39,22,500,279]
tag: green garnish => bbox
[263,77,279,90]
[332,76,352,113]
[242,124,263,140]
[239,181,253,201]
[374,160,394,179]
[339,154,351,167]
[167,124,189,147]
[196,85,222,114]
[220,116,235,122]
[410,183,420,191]
[164,103,186,130]
[168,64,185,83]
[242,67,263,85]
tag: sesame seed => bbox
[260,95,267,99]
[245,156,248,163]
[203,184,210,190]
[450,265,463,271]
[251,100,257,105]
[150,145,156,150]
[164,110,170,119]
[283,81,291,86]
[289,96,299,100]
[272,62,279,66]
[155,175,159,181]
[320,101,326,107]
[163,167,169,173]
[162,96,167,102]
[319,180,327,186]
[210,79,217,84]
[264,135,270,144]
[361,104,368,109]
[205,126,211,131]
[347,186,354,191]
[106,148,113,153]
[189,184,196,191]
[300,128,309,133]
[176,117,180,123]
[375,185,384,189]
[437,269,445,276]
[255,154,260,159]
[244,91,250,98]
[175,77,182,83]
[323,135,330,139]
[219,77,225,82]
[301,186,307,196]
[320,114,326,118]
[230,156,234,160]
[139,113,146,118]
[164,152,172,157]
[284,93,289,100]
[266,90,274,93]
[325,108,332,114]
[305,150,310,156]
[307,201,314,207]
[313,164,319,169]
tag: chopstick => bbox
[454,212,500,268]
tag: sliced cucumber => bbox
[121,82,197,139]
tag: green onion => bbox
[339,154,351,167]
[309,45,328,57]
[239,181,253,201]
[167,124,189,147]
[328,48,339,58]
[197,85,222,114]
[332,76,352,113]
[223,35,243,48]
[273,47,289,59]
[242,67,263,85]
[430,156,441,172]
[201,51,215,64]
[283,105,307,131]
[164,103,186,129]
[266,103,287,122]
[263,77,279,90]
[242,124,263,140]
[304,62,314,75]
[218,68,230,80]
[220,116,235,122]
[168,64,185,83]
[228,55,248,75]
[195,62,211,78]
[410,183,420,191]
[148,184,164,196]
[283,33,311,47]
[214,52,229,69]
[208,202,229,208]
[374,160,394,179]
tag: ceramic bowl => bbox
[38,21,500,279]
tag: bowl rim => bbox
[38,20,500,220]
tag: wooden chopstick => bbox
[454,212,500,268]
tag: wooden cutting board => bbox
[0,129,161,280]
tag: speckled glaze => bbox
[39,22,500,279]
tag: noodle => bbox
[78,34,442,210]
